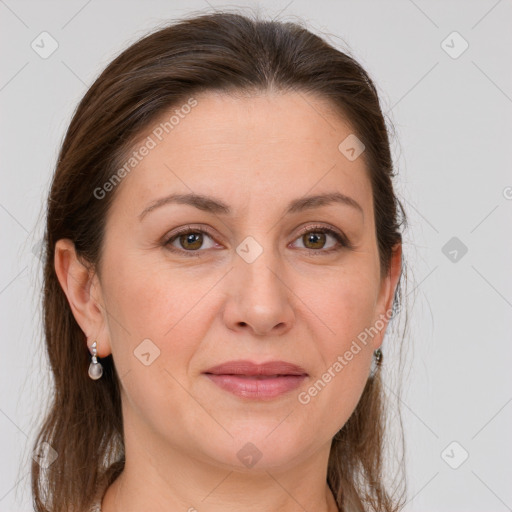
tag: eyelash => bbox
[163,224,352,258]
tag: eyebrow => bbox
[138,191,364,221]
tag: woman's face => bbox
[74,91,400,472]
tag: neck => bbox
[101,422,339,512]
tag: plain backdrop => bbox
[1,1,511,511]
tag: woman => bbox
[32,10,408,512]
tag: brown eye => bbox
[302,231,327,250]
[178,232,203,250]
[164,224,351,258]
[292,226,349,253]
[165,228,217,256]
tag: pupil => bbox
[182,232,202,249]
[306,232,325,248]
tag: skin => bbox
[55,90,401,512]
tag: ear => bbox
[53,238,112,357]
[372,242,402,350]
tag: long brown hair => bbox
[31,9,409,512]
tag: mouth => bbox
[202,360,308,400]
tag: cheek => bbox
[103,260,207,436]
[100,252,201,385]
[295,268,378,431]
[100,259,232,459]
[105,250,205,339]
[304,264,379,349]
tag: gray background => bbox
[1,1,511,511]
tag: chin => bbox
[195,424,313,472]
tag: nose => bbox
[222,245,295,337]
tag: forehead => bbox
[110,90,372,221]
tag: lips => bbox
[203,360,308,400]
[203,360,308,377]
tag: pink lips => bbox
[203,360,308,400]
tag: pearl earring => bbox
[88,341,103,380]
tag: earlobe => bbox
[53,239,109,356]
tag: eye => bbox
[163,224,352,257]
[291,225,351,254]
[164,226,218,256]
